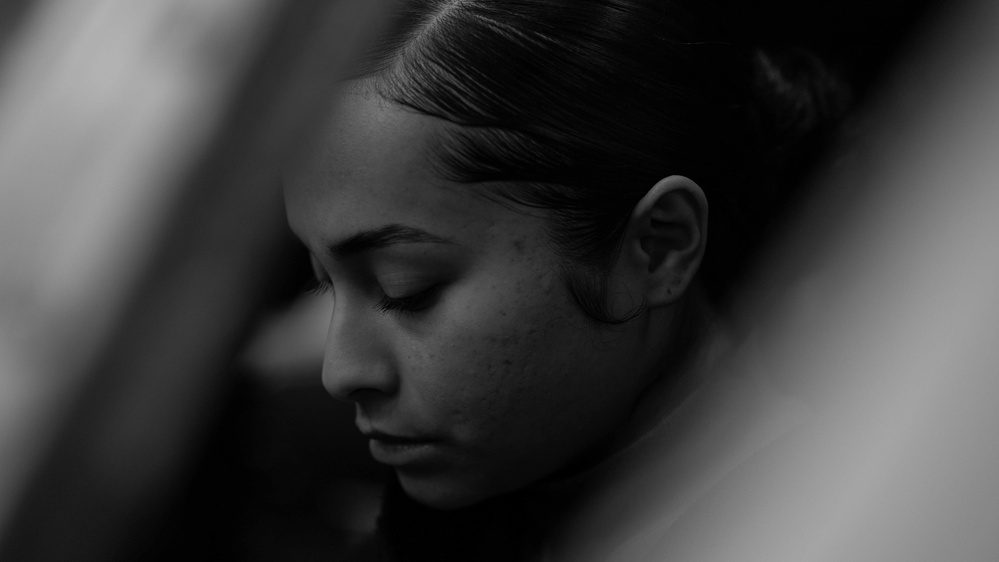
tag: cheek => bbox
[413,267,588,441]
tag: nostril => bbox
[347,387,391,406]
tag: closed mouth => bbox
[366,432,441,466]
[362,430,436,445]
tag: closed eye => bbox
[376,285,440,316]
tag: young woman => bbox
[284,0,847,559]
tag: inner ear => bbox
[626,175,708,307]
[640,197,699,271]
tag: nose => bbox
[322,301,398,401]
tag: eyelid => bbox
[376,284,441,315]
[376,270,442,293]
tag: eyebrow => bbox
[328,224,454,259]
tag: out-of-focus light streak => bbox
[646,0,999,559]
[0,0,282,543]
[0,0,391,556]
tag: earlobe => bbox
[625,175,708,308]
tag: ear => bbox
[619,175,708,308]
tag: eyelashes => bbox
[303,277,438,316]
[376,285,439,315]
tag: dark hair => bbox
[353,0,849,321]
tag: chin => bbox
[396,470,498,510]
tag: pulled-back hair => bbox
[352,0,849,321]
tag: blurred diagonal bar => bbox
[651,0,999,559]
[0,0,386,559]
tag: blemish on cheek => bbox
[512,239,525,254]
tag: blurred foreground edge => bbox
[566,0,999,560]
[0,1,387,560]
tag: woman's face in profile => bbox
[284,85,653,509]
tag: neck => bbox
[612,286,729,452]
[537,288,730,485]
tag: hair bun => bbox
[703,46,853,299]
[749,46,852,175]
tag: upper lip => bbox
[362,430,436,444]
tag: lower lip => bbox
[369,439,438,466]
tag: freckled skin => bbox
[284,84,661,509]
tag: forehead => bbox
[284,88,495,250]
